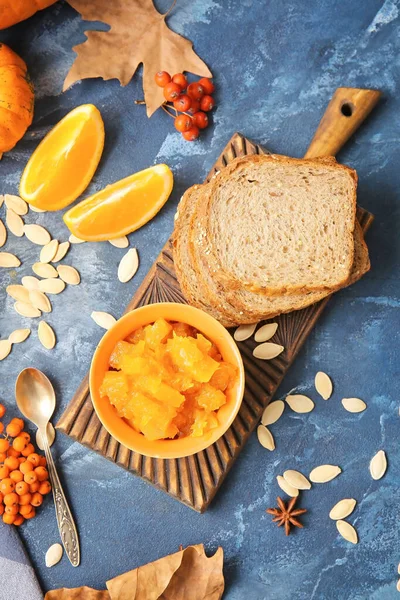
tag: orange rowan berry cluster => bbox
[0,403,51,526]
[154,71,215,141]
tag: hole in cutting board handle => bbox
[340,102,354,117]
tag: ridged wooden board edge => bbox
[56,132,374,512]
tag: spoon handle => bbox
[42,432,80,567]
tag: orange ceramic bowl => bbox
[90,302,245,459]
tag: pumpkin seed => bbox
[256,425,275,451]
[29,290,52,313]
[0,218,6,247]
[234,323,257,342]
[36,423,56,450]
[9,329,31,344]
[285,394,314,413]
[336,520,358,544]
[118,248,139,283]
[6,285,30,303]
[52,241,70,262]
[276,475,299,498]
[315,371,333,400]
[253,342,284,360]
[91,311,117,330]
[57,265,80,285]
[69,234,85,244]
[40,240,59,263]
[5,194,28,215]
[30,205,46,213]
[14,301,41,318]
[283,470,311,490]
[39,279,65,295]
[261,400,285,426]
[398,563,400,576]
[309,465,342,483]
[0,252,20,267]
[109,236,129,248]
[0,340,12,361]
[22,275,40,290]
[254,322,278,343]
[6,209,24,237]
[23,224,51,245]
[397,580,400,592]
[33,262,58,279]
[369,450,387,480]
[38,321,56,349]
[341,397,367,413]
[0,195,3,208]
[329,498,356,520]
[45,543,63,567]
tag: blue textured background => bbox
[0,0,399,598]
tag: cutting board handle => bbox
[304,87,381,158]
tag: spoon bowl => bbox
[15,367,55,431]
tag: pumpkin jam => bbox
[99,319,237,441]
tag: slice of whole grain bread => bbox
[194,153,357,296]
[185,181,368,326]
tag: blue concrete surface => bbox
[0,0,399,598]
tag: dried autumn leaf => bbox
[106,544,224,600]
[64,0,212,117]
[45,587,109,600]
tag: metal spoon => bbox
[15,368,80,567]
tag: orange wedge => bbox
[63,164,174,241]
[19,104,104,211]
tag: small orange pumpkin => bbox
[0,44,34,157]
[0,0,58,30]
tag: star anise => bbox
[266,496,307,536]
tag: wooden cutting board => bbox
[56,88,379,512]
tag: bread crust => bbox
[173,185,239,326]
